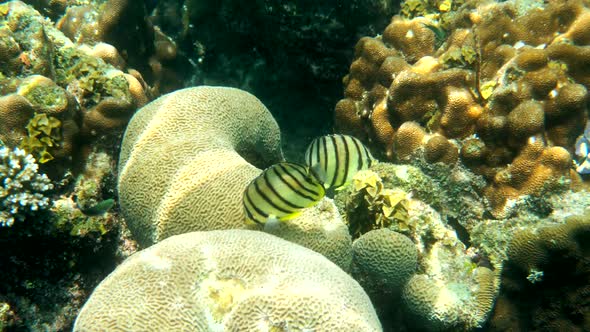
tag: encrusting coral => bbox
[74,229,382,331]
[55,0,188,94]
[334,0,590,217]
[118,86,353,269]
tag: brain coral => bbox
[351,228,417,298]
[118,86,352,269]
[73,229,381,331]
[118,86,283,245]
[334,0,590,217]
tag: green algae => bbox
[19,113,61,163]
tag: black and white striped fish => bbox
[243,162,325,225]
[305,134,375,189]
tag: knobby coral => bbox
[335,0,590,217]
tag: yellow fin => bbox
[278,211,302,221]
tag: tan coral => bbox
[351,228,417,298]
[335,0,590,216]
[118,86,352,268]
[393,121,426,161]
[382,16,436,63]
[74,230,381,331]
[506,212,590,275]
[506,100,545,140]
[423,135,458,165]
[118,86,283,246]
[0,75,80,168]
[79,69,147,139]
[80,42,126,69]
[0,94,35,148]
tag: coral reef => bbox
[74,229,381,331]
[337,162,486,234]
[118,86,353,269]
[0,147,53,227]
[351,228,417,304]
[54,0,191,95]
[335,163,498,331]
[488,212,590,331]
[0,1,148,177]
[1,0,588,331]
[334,0,590,217]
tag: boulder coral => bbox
[334,0,590,217]
[118,86,352,269]
[73,229,382,331]
[351,228,417,299]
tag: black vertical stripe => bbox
[314,137,321,169]
[365,145,373,167]
[244,189,268,224]
[340,135,350,187]
[275,163,320,200]
[307,138,320,167]
[351,136,364,171]
[254,176,292,214]
[305,139,313,167]
[264,169,305,209]
[321,136,329,178]
[329,135,339,188]
[283,163,320,195]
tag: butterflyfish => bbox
[243,162,325,225]
[305,134,375,189]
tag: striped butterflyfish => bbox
[305,134,375,189]
[243,162,325,225]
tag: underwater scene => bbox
[0,0,589,331]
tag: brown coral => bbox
[489,213,590,331]
[0,1,150,178]
[335,0,590,216]
[55,0,187,94]
[0,75,80,175]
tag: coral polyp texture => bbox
[0,147,53,227]
[351,228,417,299]
[334,163,497,331]
[118,86,352,269]
[488,212,590,330]
[334,0,590,217]
[73,229,381,331]
[0,1,147,176]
